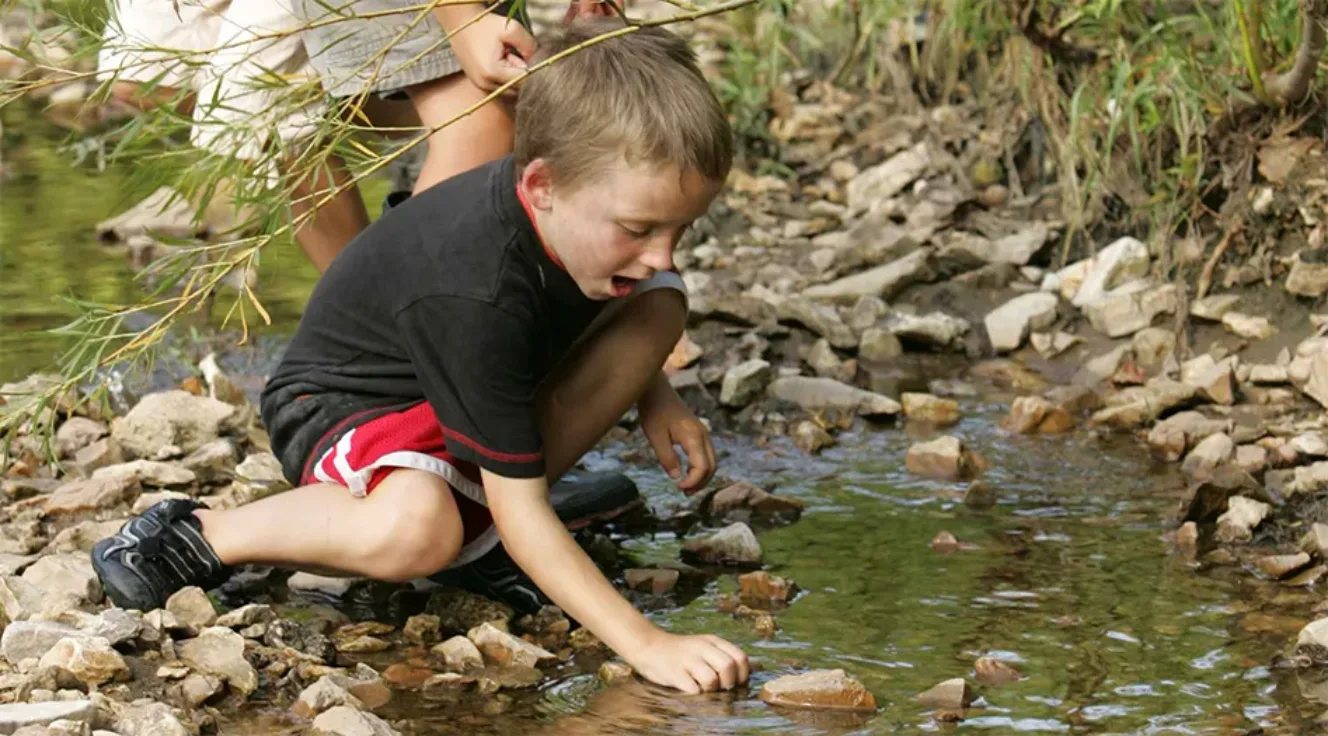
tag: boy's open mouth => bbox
[610,275,637,296]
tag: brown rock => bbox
[1179,466,1261,523]
[905,436,985,482]
[292,676,363,720]
[467,622,555,669]
[432,636,483,673]
[165,586,217,635]
[901,393,960,426]
[21,555,100,604]
[1180,355,1235,406]
[704,481,805,522]
[44,476,141,516]
[665,333,705,374]
[54,418,107,460]
[917,678,974,709]
[623,569,680,596]
[680,523,762,567]
[1255,553,1312,580]
[37,637,127,687]
[931,531,960,553]
[1181,433,1234,478]
[754,614,778,638]
[1301,523,1328,557]
[1175,522,1199,558]
[791,421,834,455]
[974,657,1022,686]
[403,614,441,645]
[1000,396,1074,434]
[738,571,797,605]
[759,669,877,713]
[1235,445,1268,475]
[382,663,434,689]
[964,481,998,509]
[597,661,635,686]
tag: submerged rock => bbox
[901,393,960,426]
[974,657,1022,686]
[738,571,797,606]
[1000,396,1074,434]
[905,436,985,482]
[759,669,876,713]
[680,523,762,567]
[917,678,975,709]
[964,481,998,509]
[701,480,805,523]
[433,636,483,673]
[597,661,635,686]
[466,623,555,669]
[791,421,835,455]
[624,569,681,596]
[1255,553,1312,580]
[311,706,400,736]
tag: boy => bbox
[92,17,750,694]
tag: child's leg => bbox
[539,287,689,481]
[404,74,515,192]
[198,469,463,580]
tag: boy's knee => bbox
[364,482,464,581]
[109,82,146,107]
[628,287,687,344]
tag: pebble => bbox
[310,706,401,736]
[597,661,635,686]
[623,569,681,596]
[917,678,975,709]
[680,522,763,567]
[759,669,876,712]
[165,586,217,634]
[905,436,986,482]
[974,657,1021,686]
[738,571,797,605]
[433,636,483,673]
[901,393,960,427]
[467,623,555,669]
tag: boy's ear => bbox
[520,158,556,210]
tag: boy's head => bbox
[514,18,733,300]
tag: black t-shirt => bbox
[261,156,604,479]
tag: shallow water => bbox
[1,105,1320,734]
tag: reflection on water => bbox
[1,106,1317,735]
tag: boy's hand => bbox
[639,373,714,494]
[626,630,750,694]
[435,8,537,93]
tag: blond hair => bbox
[514,17,733,190]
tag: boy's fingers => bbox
[700,647,738,690]
[649,428,682,479]
[678,429,710,489]
[500,22,538,61]
[686,660,720,692]
[706,636,750,682]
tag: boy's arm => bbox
[433,3,535,92]
[483,470,749,692]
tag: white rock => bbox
[846,142,930,211]
[1216,497,1272,543]
[0,701,96,735]
[21,555,101,604]
[91,460,194,488]
[1071,237,1151,307]
[768,377,900,416]
[311,706,401,736]
[719,360,772,407]
[1083,282,1179,338]
[801,248,935,301]
[109,390,237,459]
[1189,294,1241,321]
[1181,433,1234,477]
[1222,312,1277,340]
[985,292,1058,352]
[176,627,259,696]
[885,311,970,350]
[681,522,762,566]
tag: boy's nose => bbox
[640,238,674,272]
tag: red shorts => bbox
[301,401,499,568]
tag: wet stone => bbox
[1000,396,1074,434]
[857,328,902,362]
[931,531,960,553]
[768,376,900,417]
[432,636,483,673]
[424,588,513,633]
[310,706,400,736]
[964,481,998,510]
[597,661,634,686]
[382,663,434,689]
[905,436,985,482]
[759,669,876,713]
[337,636,390,654]
[901,393,960,427]
[974,657,1022,686]
[623,569,680,596]
[739,571,797,606]
[467,623,555,669]
[402,615,441,645]
[1256,553,1312,580]
[791,420,835,455]
[681,523,763,567]
[917,678,975,709]
[702,480,805,523]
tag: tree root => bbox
[1262,0,1327,105]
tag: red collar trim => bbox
[515,182,566,272]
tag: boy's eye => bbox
[620,224,649,237]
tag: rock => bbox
[901,393,960,426]
[1301,523,1328,557]
[802,248,935,301]
[624,568,681,595]
[1255,553,1312,580]
[433,636,483,673]
[917,678,975,709]
[1287,250,1328,297]
[1030,331,1083,359]
[92,460,194,488]
[738,571,797,605]
[1216,497,1272,544]
[847,296,889,332]
[1222,312,1277,340]
[337,636,389,654]
[72,439,124,477]
[44,475,141,516]
[703,480,805,522]
[114,702,188,736]
[0,702,96,735]
[597,661,635,686]
[37,637,127,687]
[1132,327,1176,368]
[214,604,274,630]
[768,376,900,416]
[176,627,259,696]
[21,555,100,604]
[294,677,364,719]
[759,669,876,713]
[1070,237,1151,307]
[1285,462,1328,497]
[1235,444,1269,475]
[846,142,929,210]
[326,666,392,710]
[95,186,202,242]
[131,491,191,515]
[110,390,237,458]
[790,421,834,454]
[1,623,90,666]
[719,360,771,407]
[805,339,855,383]
[885,311,970,351]
[964,481,998,509]
[402,614,440,645]
[857,328,902,362]
[180,673,224,706]
[931,531,960,553]
[311,706,400,736]
[776,297,856,349]
[985,292,1058,352]
[680,522,762,567]
[1293,433,1328,457]
[46,721,90,736]
[65,609,141,647]
[1179,466,1261,523]
[1299,618,1328,653]
[1249,364,1289,384]
[0,577,80,623]
[1175,521,1199,557]
[1181,433,1234,478]
[1190,294,1241,321]
[905,436,984,482]
[1000,396,1074,434]
[1090,378,1197,429]
[974,657,1022,686]
[1045,384,1103,414]
[180,440,237,485]
[424,588,513,633]
[165,587,217,634]
[46,520,124,555]
[234,452,289,495]
[54,419,107,460]
[1084,282,1179,338]
[466,622,554,669]
[1305,355,1328,409]
[968,223,1051,265]
[1180,355,1235,405]
[381,663,433,689]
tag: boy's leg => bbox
[284,153,372,272]
[404,75,515,193]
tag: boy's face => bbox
[520,156,722,300]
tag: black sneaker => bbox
[428,471,643,616]
[91,499,233,612]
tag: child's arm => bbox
[483,470,749,693]
[434,3,535,91]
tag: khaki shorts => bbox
[98,0,324,161]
